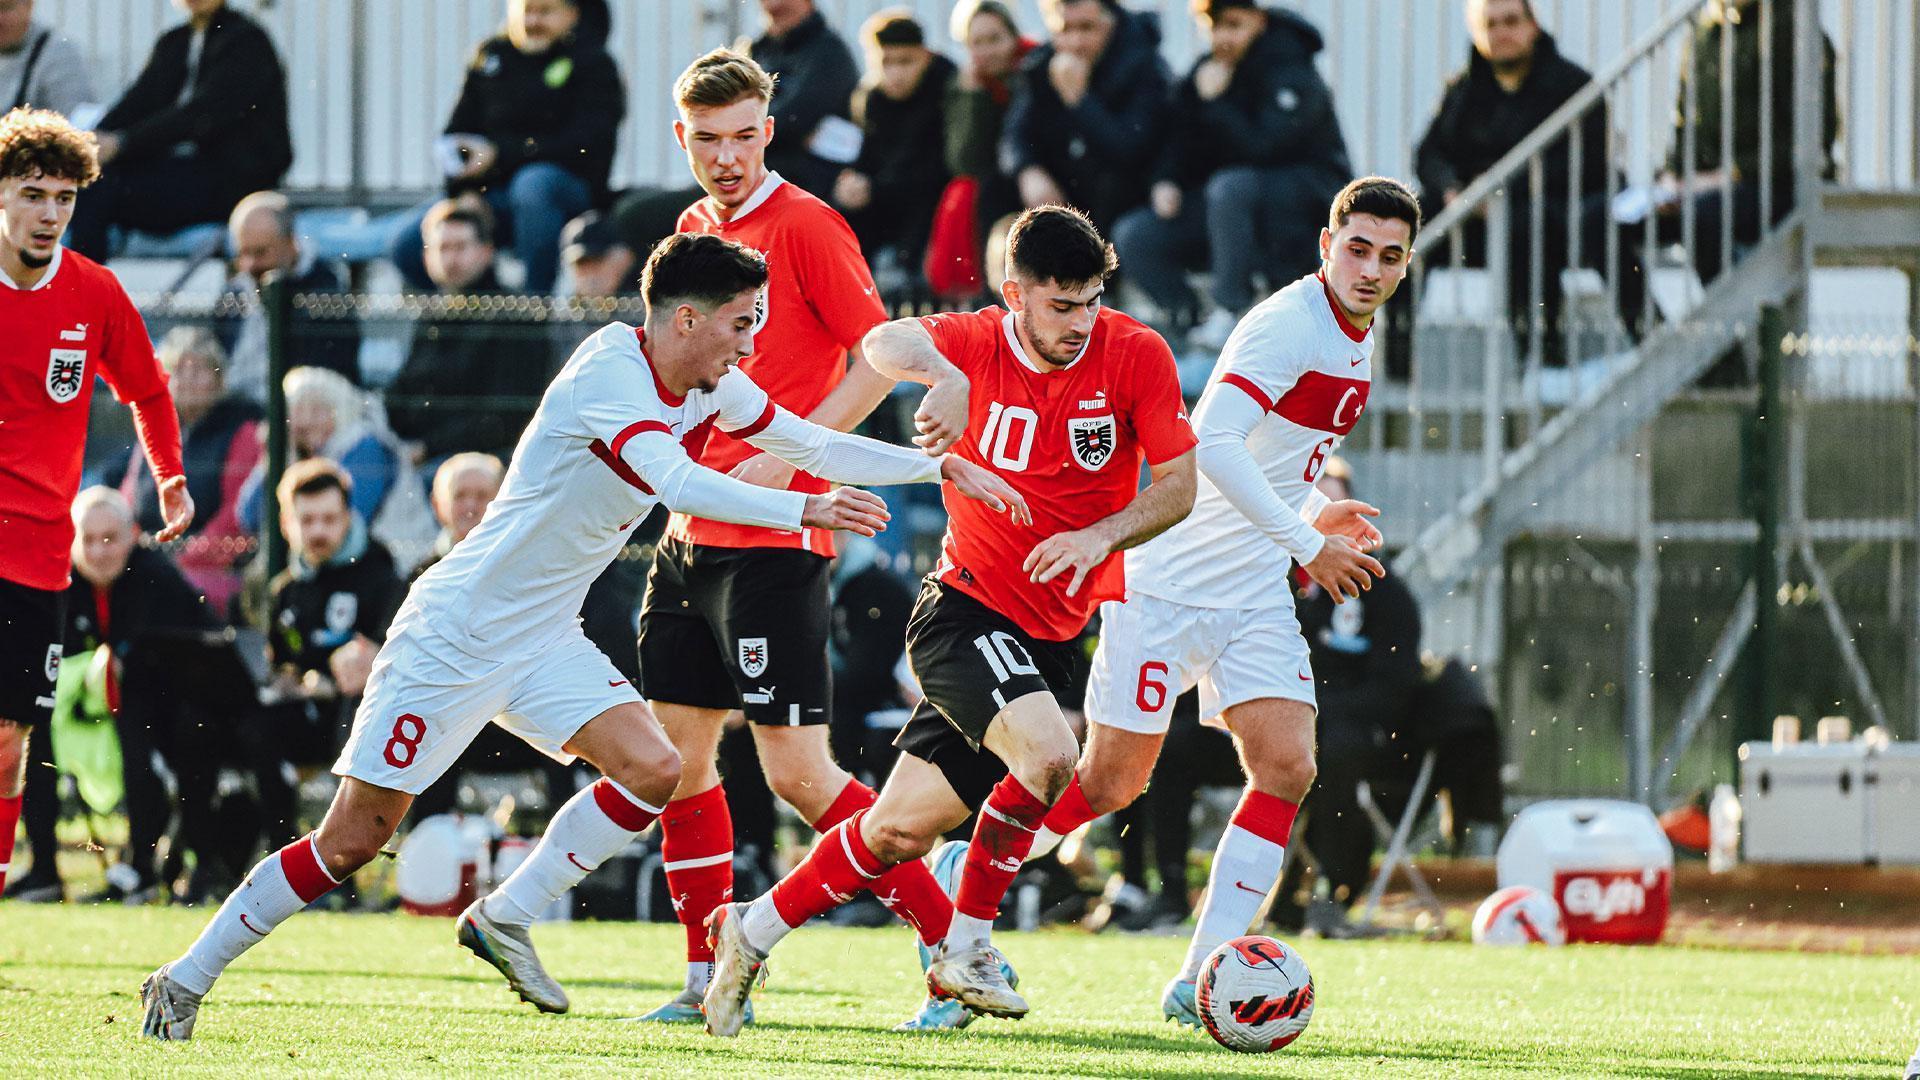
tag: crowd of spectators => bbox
[13,0,1834,922]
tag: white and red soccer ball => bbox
[1197,935,1315,1053]
[1471,884,1567,946]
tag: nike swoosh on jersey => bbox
[609,679,629,687]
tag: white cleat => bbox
[702,903,767,1037]
[457,900,569,1014]
[926,941,1028,1020]
[139,963,203,1041]
[1161,975,1202,1029]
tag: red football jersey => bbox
[667,174,887,556]
[0,247,181,591]
[922,306,1196,641]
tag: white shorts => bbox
[1084,591,1316,735]
[334,622,640,795]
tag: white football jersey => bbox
[400,322,788,659]
[1127,273,1373,609]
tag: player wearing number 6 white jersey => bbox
[1040,177,1422,1029]
[137,233,1026,1042]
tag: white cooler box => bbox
[1869,744,1920,865]
[1739,742,1872,863]
[1497,800,1673,944]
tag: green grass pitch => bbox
[0,905,1910,1078]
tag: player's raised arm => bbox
[861,317,972,454]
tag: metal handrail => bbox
[1418,0,1714,244]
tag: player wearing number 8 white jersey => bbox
[1040,177,1421,1029]
[136,233,1026,1042]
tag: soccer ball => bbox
[1196,935,1315,1053]
[1471,884,1567,946]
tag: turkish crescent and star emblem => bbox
[46,348,85,404]
[738,637,769,678]
[1067,414,1116,471]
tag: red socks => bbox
[660,784,733,963]
[280,833,341,903]
[1232,788,1301,845]
[770,811,883,928]
[813,779,951,945]
[0,792,22,886]
[1040,772,1098,838]
[954,775,1050,921]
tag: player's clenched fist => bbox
[913,374,970,455]
[1303,533,1385,603]
[940,455,1030,525]
[802,487,891,537]
[1023,526,1111,597]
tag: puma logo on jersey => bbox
[1077,391,1108,410]
[59,323,88,342]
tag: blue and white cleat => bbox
[1161,975,1201,1029]
[896,840,978,1032]
[139,963,203,1041]
[625,988,753,1026]
[457,899,570,1014]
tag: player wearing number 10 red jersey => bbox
[702,206,1199,1037]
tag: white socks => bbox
[1179,823,1286,980]
[173,835,340,996]
[1026,826,1065,861]
[487,778,660,927]
[738,896,793,955]
[943,911,994,951]
[684,961,712,996]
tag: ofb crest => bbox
[46,348,85,403]
[1068,414,1116,470]
[738,636,769,678]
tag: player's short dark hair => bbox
[951,0,1019,41]
[277,458,353,510]
[1005,205,1118,289]
[641,232,770,317]
[1193,0,1264,18]
[423,198,496,248]
[0,107,100,186]
[1328,176,1422,245]
[675,48,777,111]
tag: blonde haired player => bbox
[932,176,1420,1030]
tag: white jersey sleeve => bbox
[711,368,945,487]
[1192,380,1326,565]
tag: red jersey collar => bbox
[0,243,62,291]
[696,170,786,227]
[1316,270,1370,343]
[634,327,685,407]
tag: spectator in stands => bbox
[0,0,94,116]
[217,190,362,397]
[999,0,1169,233]
[558,210,637,299]
[1656,0,1837,287]
[1414,0,1642,357]
[1115,1,1349,349]
[386,200,549,465]
[63,0,291,260]
[389,0,625,295]
[410,452,504,579]
[837,11,954,279]
[236,366,402,538]
[115,328,259,613]
[938,1,1033,298]
[259,459,402,844]
[833,11,955,284]
[752,0,862,200]
[1282,458,1422,928]
[9,489,218,904]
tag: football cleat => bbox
[625,987,754,1026]
[1161,975,1201,1029]
[702,903,767,1037]
[926,941,1027,1020]
[457,900,569,1014]
[139,963,203,1041]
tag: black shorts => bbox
[638,537,833,726]
[894,580,1087,808]
[0,577,65,728]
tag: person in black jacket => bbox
[834,11,955,280]
[1413,0,1643,361]
[999,0,1169,233]
[216,191,361,398]
[389,0,625,294]
[1114,1,1349,349]
[385,201,550,467]
[10,489,219,904]
[751,0,862,200]
[63,0,290,260]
